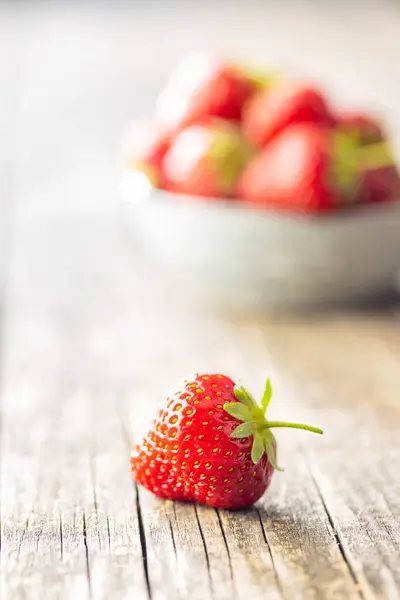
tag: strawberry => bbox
[131,374,323,509]
[337,112,384,146]
[162,119,252,198]
[242,81,334,147]
[237,124,341,212]
[156,52,255,133]
[362,165,400,204]
[338,118,400,204]
[236,122,397,213]
[120,118,171,185]
[352,133,400,203]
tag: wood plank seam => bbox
[16,515,30,558]
[168,516,178,560]
[106,514,112,554]
[255,508,285,599]
[59,511,63,560]
[303,450,371,600]
[215,510,234,583]
[82,512,92,598]
[193,505,213,594]
[89,457,106,552]
[135,485,152,600]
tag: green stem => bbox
[265,421,323,434]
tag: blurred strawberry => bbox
[236,123,383,213]
[362,165,400,203]
[156,52,255,133]
[338,112,384,145]
[242,81,334,147]
[336,113,399,203]
[120,118,171,185]
[163,119,253,198]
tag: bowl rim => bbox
[120,169,400,225]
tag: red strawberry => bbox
[242,81,334,147]
[121,118,171,185]
[237,124,344,212]
[354,136,400,203]
[238,122,398,212]
[131,374,323,509]
[337,112,384,146]
[156,52,255,133]
[333,112,399,204]
[162,119,252,198]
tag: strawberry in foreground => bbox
[156,52,255,133]
[162,119,252,198]
[242,81,334,147]
[131,374,323,509]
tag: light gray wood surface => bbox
[1,2,400,599]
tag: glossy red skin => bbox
[162,164,230,198]
[237,124,337,212]
[159,67,255,133]
[338,112,384,145]
[163,151,228,198]
[162,121,247,198]
[242,83,334,147]
[131,374,275,509]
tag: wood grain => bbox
[1,2,400,599]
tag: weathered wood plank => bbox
[84,396,149,600]
[1,395,91,600]
[1,389,150,600]
[254,320,400,600]
[308,446,400,600]
[4,213,400,600]
[257,452,362,600]
[216,506,283,600]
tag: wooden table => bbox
[1,2,400,599]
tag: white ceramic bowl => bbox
[120,170,400,311]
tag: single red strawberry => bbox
[131,374,323,509]
[242,81,334,147]
[162,119,253,198]
[120,118,171,185]
[156,52,255,133]
[337,112,384,146]
[237,124,341,212]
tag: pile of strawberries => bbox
[123,52,400,213]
